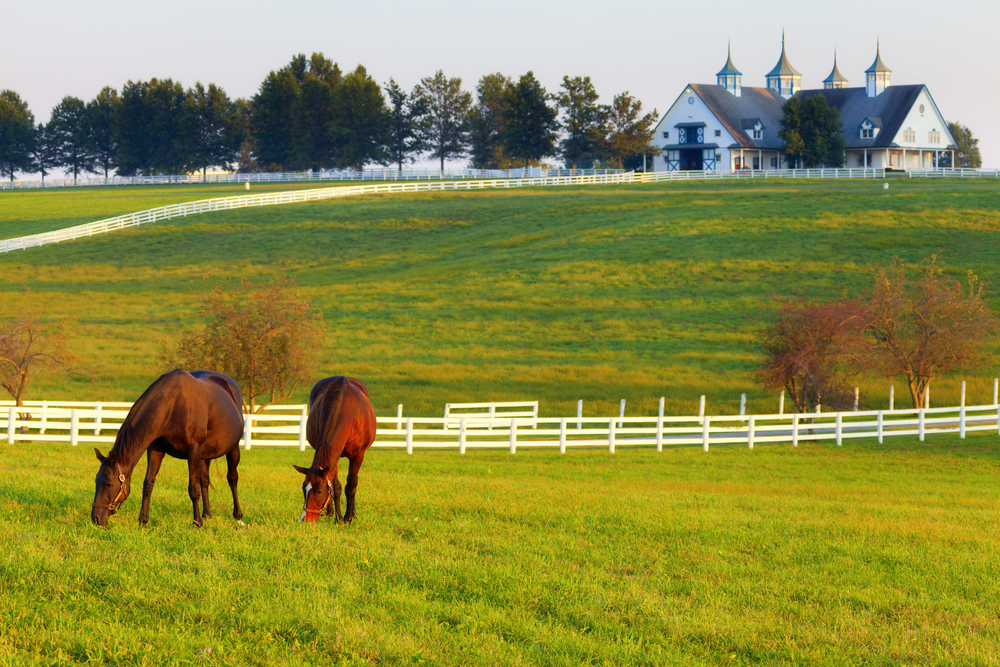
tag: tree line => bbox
[0,53,659,181]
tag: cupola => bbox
[865,40,891,97]
[765,32,802,98]
[823,51,848,89]
[716,42,742,97]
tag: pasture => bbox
[2,435,999,665]
[0,177,998,417]
[1,177,999,665]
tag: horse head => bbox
[293,464,331,523]
[91,448,131,527]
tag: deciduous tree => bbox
[0,90,36,182]
[780,94,844,168]
[943,121,981,168]
[468,73,511,170]
[758,297,865,413]
[335,65,389,170]
[503,72,559,167]
[412,70,472,171]
[383,78,426,170]
[86,86,119,178]
[604,92,658,169]
[30,123,59,181]
[558,76,607,170]
[185,82,239,174]
[47,96,95,179]
[174,277,325,414]
[861,255,998,408]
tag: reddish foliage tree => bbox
[861,255,998,408]
[174,277,325,413]
[758,297,865,413]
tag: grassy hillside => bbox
[0,178,998,418]
[1,435,998,665]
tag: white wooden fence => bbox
[3,398,997,453]
[0,167,622,191]
[1,167,889,254]
[909,168,1000,178]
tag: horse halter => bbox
[92,463,128,516]
[303,479,334,518]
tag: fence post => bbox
[94,402,102,435]
[608,417,616,454]
[443,403,450,430]
[459,418,466,455]
[747,415,755,450]
[924,386,930,409]
[836,412,843,446]
[618,399,626,428]
[577,400,583,430]
[853,388,859,412]
[699,395,706,423]
[889,385,894,411]
[656,397,664,452]
[559,418,567,454]
[397,404,403,430]
[792,414,799,447]
[70,409,79,447]
[243,413,252,450]
[509,418,517,454]
[702,416,711,452]
[7,407,14,444]
[489,403,496,432]
[740,394,746,417]
[918,409,925,442]
[41,401,47,434]
[406,418,413,455]
[959,381,967,439]
[778,391,784,415]
[532,402,538,429]
[993,378,998,406]
[877,411,884,444]
[298,407,307,451]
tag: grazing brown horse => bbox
[91,369,245,528]
[294,376,376,523]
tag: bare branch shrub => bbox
[174,276,326,413]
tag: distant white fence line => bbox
[0,167,621,191]
[1,168,889,254]
[908,168,1000,178]
[3,398,997,453]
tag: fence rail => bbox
[0,167,622,191]
[2,168,889,254]
[908,168,1000,178]
[3,399,997,453]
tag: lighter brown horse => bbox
[91,369,245,528]
[293,376,376,523]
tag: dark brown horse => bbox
[91,369,245,528]
[293,376,376,523]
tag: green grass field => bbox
[2,435,999,666]
[0,178,998,417]
[2,178,1000,665]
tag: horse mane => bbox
[108,370,179,464]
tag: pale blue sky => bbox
[3,0,997,168]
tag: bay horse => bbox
[293,376,376,523]
[91,369,245,528]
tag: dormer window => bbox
[752,129,762,139]
[751,120,763,140]
[860,119,879,139]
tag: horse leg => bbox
[226,447,243,523]
[139,449,165,526]
[344,452,366,523]
[331,463,344,523]
[187,455,204,528]
[200,459,212,520]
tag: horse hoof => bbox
[236,520,245,527]
[192,521,202,529]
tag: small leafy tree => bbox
[468,73,512,170]
[174,277,325,414]
[47,96,95,179]
[412,70,472,170]
[0,90,36,182]
[558,75,607,170]
[502,71,559,167]
[861,255,998,408]
[780,94,844,168]
[604,92,658,169]
[758,297,864,413]
[384,78,426,170]
[943,122,981,168]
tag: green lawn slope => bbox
[0,178,998,417]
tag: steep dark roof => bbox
[797,85,925,148]
[689,84,786,149]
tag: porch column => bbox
[864,149,867,171]
[758,149,762,170]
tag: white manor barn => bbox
[651,38,957,173]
